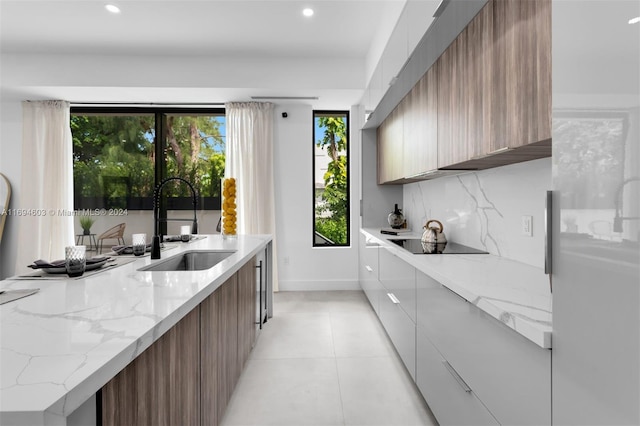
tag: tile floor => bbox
[220,290,437,426]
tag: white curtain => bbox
[15,101,74,273]
[225,102,279,290]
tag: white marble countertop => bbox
[0,234,272,426]
[361,228,552,349]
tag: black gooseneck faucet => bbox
[151,177,198,259]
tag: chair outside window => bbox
[97,223,126,254]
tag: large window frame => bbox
[312,110,350,247]
[71,107,225,213]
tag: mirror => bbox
[0,173,11,244]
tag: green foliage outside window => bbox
[72,115,155,201]
[164,115,225,198]
[71,112,225,209]
[314,113,349,246]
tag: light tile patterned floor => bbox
[220,290,437,426]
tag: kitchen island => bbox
[0,234,273,426]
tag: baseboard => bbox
[277,279,361,291]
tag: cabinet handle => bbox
[387,293,400,304]
[365,265,373,272]
[406,170,439,179]
[544,191,552,275]
[470,147,513,161]
[545,190,553,293]
[255,260,264,328]
[443,361,472,392]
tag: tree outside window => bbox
[71,109,225,210]
[313,111,349,246]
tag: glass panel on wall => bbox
[313,111,350,247]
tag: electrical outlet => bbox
[522,215,533,237]
[283,256,290,265]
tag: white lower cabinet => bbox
[379,290,416,379]
[416,329,499,425]
[358,232,551,425]
[416,270,551,425]
[379,246,416,321]
[358,238,416,379]
[378,246,417,379]
[358,233,383,314]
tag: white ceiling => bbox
[0,0,414,107]
[0,0,404,58]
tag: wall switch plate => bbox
[522,215,533,237]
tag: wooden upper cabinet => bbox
[438,0,550,169]
[466,1,493,160]
[377,0,551,179]
[402,82,418,174]
[377,104,404,184]
[404,66,438,178]
[437,33,471,168]
[490,0,551,152]
[438,1,492,169]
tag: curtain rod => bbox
[71,102,226,107]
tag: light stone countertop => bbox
[361,228,552,349]
[0,234,272,426]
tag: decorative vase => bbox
[83,228,91,235]
[387,204,404,229]
[222,178,237,238]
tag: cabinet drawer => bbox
[379,247,416,322]
[360,268,384,317]
[417,330,498,425]
[417,271,550,425]
[380,291,416,380]
[359,233,381,314]
[360,266,381,315]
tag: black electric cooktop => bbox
[390,239,489,255]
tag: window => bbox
[71,108,225,211]
[313,111,349,246]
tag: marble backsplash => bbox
[403,158,551,269]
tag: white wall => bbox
[403,158,552,269]
[273,103,360,290]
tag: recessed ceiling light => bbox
[303,8,314,17]
[629,16,640,24]
[105,4,121,14]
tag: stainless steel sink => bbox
[138,250,236,271]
